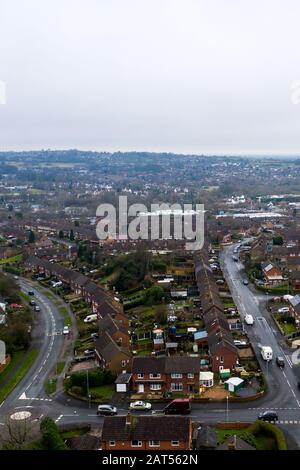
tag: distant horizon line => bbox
[0,148,300,159]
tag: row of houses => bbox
[194,250,239,372]
[24,256,128,326]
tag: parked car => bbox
[129,401,152,411]
[276,356,285,368]
[278,307,289,314]
[97,405,117,416]
[84,348,95,356]
[258,411,278,422]
[232,256,239,262]
[83,314,98,323]
[34,305,40,312]
[298,382,300,391]
[28,290,34,296]
[242,279,249,285]
[164,399,191,415]
[234,340,247,347]
[30,300,36,306]
[91,332,99,339]
[52,281,63,288]
[63,326,70,335]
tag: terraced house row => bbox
[24,255,128,326]
[194,249,239,372]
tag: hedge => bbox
[248,420,287,450]
[40,417,68,450]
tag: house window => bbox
[121,360,126,367]
[171,440,179,446]
[131,440,142,447]
[149,440,160,447]
[150,383,161,390]
[171,373,182,379]
[220,356,224,363]
[187,373,194,379]
[109,441,116,447]
[137,373,144,379]
[150,373,161,379]
[171,383,183,391]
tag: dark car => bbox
[30,300,36,306]
[258,411,278,422]
[232,256,239,262]
[97,405,117,416]
[28,290,34,296]
[298,382,300,391]
[276,356,285,368]
[164,399,191,415]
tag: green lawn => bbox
[0,349,39,402]
[44,378,57,394]
[0,351,23,385]
[0,253,23,264]
[90,384,114,400]
[19,291,31,303]
[59,306,72,326]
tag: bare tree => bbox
[0,415,36,450]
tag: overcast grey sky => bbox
[1,0,300,155]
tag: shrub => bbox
[249,420,287,450]
[40,417,68,450]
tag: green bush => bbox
[66,369,117,394]
[249,420,287,450]
[40,417,68,450]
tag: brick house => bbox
[98,314,130,348]
[94,331,132,374]
[291,271,300,290]
[131,356,200,395]
[208,327,239,372]
[101,415,192,450]
[262,262,284,285]
[289,295,300,327]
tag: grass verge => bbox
[0,349,39,402]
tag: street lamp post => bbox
[86,370,91,408]
[226,396,229,423]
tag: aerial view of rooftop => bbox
[1,0,300,464]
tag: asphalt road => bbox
[1,278,65,411]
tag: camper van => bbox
[261,346,273,361]
[245,314,254,325]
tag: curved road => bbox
[1,278,65,411]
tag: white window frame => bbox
[187,373,194,379]
[121,360,126,367]
[137,373,144,379]
[150,373,161,379]
[150,383,161,390]
[171,440,180,446]
[149,440,160,447]
[109,441,116,447]
[171,383,183,391]
[171,373,182,379]
[131,440,142,447]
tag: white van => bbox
[245,314,254,325]
[83,314,98,323]
[261,346,273,361]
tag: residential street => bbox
[2,257,300,448]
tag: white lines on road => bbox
[19,395,52,402]
[249,407,300,410]
[55,415,63,423]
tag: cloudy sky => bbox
[1,0,300,155]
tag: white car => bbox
[63,326,70,335]
[234,340,247,347]
[278,307,289,314]
[52,281,63,288]
[129,401,152,411]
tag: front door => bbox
[138,384,144,393]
